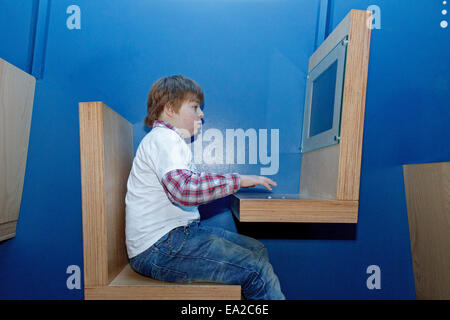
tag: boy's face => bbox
[171,99,204,138]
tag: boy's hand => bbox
[239,175,277,191]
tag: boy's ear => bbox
[163,102,175,117]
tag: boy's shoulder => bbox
[141,126,185,148]
[137,127,192,168]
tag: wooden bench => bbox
[79,101,241,299]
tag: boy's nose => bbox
[198,109,204,119]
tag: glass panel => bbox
[309,60,338,137]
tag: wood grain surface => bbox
[79,101,133,287]
[404,162,450,299]
[0,58,35,240]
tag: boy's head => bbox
[145,75,204,137]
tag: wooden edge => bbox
[79,101,109,287]
[336,10,372,201]
[85,285,242,300]
[0,221,17,241]
[233,197,358,223]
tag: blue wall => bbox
[0,0,38,73]
[0,0,448,299]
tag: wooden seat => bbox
[86,264,241,300]
[79,101,241,300]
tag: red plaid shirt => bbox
[153,120,240,206]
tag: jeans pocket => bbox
[153,232,169,249]
[150,263,188,283]
[167,227,187,255]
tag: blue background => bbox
[0,0,449,299]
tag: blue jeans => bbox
[129,220,285,300]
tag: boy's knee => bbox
[258,245,269,261]
[248,242,269,262]
[247,238,269,261]
[241,261,282,300]
[241,270,266,298]
[248,256,275,281]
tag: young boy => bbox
[125,75,285,300]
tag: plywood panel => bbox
[299,144,339,200]
[79,102,109,287]
[102,104,134,284]
[404,162,450,300]
[86,285,241,300]
[0,221,17,242]
[336,10,372,200]
[0,58,35,240]
[232,194,358,223]
[79,101,133,287]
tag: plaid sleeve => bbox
[161,169,240,206]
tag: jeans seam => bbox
[244,271,266,299]
[152,245,263,279]
[254,253,268,297]
[150,261,188,279]
[167,227,188,255]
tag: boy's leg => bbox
[198,224,269,261]
[130,222,285,300]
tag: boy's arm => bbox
[161,169,240,206]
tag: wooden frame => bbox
[79,101,241,299]
[231,10,372,223]
[0,58,36,241]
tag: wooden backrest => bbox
[79,102,134,287]
[299,10,372,201]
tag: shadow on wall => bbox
[200,197,356,241]
[234,218,357,241]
